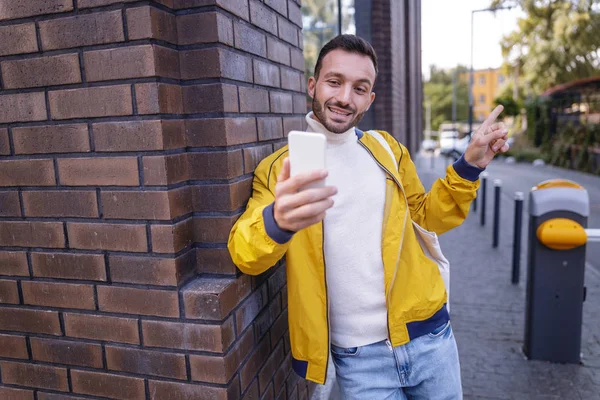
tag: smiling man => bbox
[228,35,509,399]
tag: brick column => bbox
[0,1,308,399]
[355,0,423,154]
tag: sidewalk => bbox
[418,154,600,399]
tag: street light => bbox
[468,6,514,135]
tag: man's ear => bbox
[308,76,316,99]
[366,91,376,111]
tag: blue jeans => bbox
[330,322,462,399]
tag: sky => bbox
[421,0,524,80]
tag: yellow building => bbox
[462,68,507,122]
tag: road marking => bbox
[586,262,600,280]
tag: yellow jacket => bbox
[228,129,480,384]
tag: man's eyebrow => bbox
[323,72,373,86]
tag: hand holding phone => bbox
[272,131,337,232]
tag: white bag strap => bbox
[366,130,396,165]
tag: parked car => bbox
[421,138,437,152]
[440,130,470,160]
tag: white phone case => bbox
[288,131,326,189]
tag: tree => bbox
[423,65,470,131]
[491,0,600,95]
[494,95,521,116]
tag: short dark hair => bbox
[314,34,378,80]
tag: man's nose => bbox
[335,85,352,105]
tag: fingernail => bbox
[493,146,499,152]
[320,170,328,178]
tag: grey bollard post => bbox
[524,179,589,364]
[512,192,524,284]
[480,172,488,226]
[492,179,502,248]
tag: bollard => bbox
[512,192,524,284]
[524,179,588,364]
[492,179,501,248]
[430,152,435,170]
[480,172,488,226]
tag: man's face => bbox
[308,49,376,133]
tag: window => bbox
[479,95,486,104]
[498,74,505,84]
[479,76,486,85]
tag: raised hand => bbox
[464,105,510,169]
[273,158,338,232]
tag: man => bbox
[228,35,509,399]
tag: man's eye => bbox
[328,80,340,85]
[355,87,366,93]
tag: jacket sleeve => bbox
[227,155,293,276]
[387,134,483,235]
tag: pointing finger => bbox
[479,105,504,133]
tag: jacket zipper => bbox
[322,221,331,383]
[357,140,410,344]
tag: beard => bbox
[312,89,367,134]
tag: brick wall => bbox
[0,1,309,399]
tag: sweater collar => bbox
[305,112,357,144]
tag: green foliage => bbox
[423,65,470,130]
[493,95,521,116]
[491,0,600,95]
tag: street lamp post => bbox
[468,6,514,135]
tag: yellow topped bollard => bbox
[536,218,587,251]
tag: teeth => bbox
[329,108,349,116]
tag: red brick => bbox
[151,218,194,254]
[12,124,90,155]
[38,394,88,400]
[106,346,187,379]
[0,251,29,276]
[237,285,269,333]
[102,187,191,220]
[135,82,183,115]
[250,0,278,35]
[244,382,260,400]
[98,286,179,317]
[67,222,147,252]
[273,353,291,395]
[177,11,234,45]
[0,334,28,359]
[126,6,178,44]
[283,116,304,135]
[185,118,257,147]
[190,327,254,384]
[239,87,270,113]
[270,92,293,114]
[22,190,98,218]
[1,54,81,89]
[0,0,73,21]
[39,11,124,51]
[0,361,68,391]
[22,281,95,310]
[244,144,274,173]
[192,178,252,212]
[267,37,291,66]
[195,215,239,244]
[290,47,304,71]
[188,150,243,180]
[93,120,185,152]
[142,153,189,186]
[143,317,235,352]
[153,44,181,79]
[79,0,138,7]
[148,379,237,400]
[293,94,306,114]
[0,279,19,304]
[0,386,33,400]
[254,59,281,88]
[239,335,270,391]
[31,252,106,281]
[49,85,132,119]
[0,23,37,56]
[234,21,267,57]
[31,338,102,368]
[0,128,8,155]
[179,48,252,82]
[64,313,139,344]
[58,157,139,186]
[280,68,301,92]
[258,341,284,393]
[0,191,20,216]
[277,17,297,46]
[265,0,287,16]
[0,159,55,187]
[0,92,47,124]
[287,0,302,27]
[0,221,65,248]
[257,117,284,141]
[0,307,61,335]
[197,248,238,275]
[183,275,251,320]
[183,84,239,114]
[71,370,145,400]
[109,251,195,286]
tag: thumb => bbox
[278,157,291,182]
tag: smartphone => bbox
[288,131,327,189]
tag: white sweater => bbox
[305,113,388,348]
